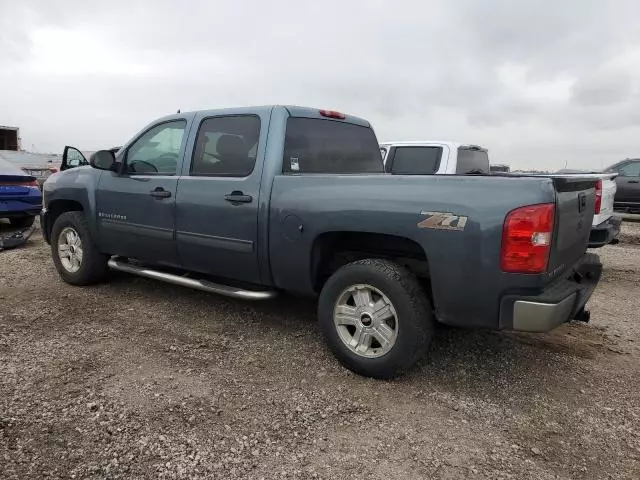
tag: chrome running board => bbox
[107,257,277,301]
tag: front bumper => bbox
[588,215,621,248]
[40,209,51,244]
[499,253,602,333]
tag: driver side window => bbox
[126,120,186,175]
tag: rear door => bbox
[96,119,189,266]
[175,112,268,284]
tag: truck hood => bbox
[45,165,93,182]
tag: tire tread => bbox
[51,211,108,285]
[318,258,434,379]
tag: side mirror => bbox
[90,150,117,171]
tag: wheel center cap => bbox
[360,314,373,327]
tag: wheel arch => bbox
[310,230,432,296]
[45,199,85,243]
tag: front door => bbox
[175,113,266,284]
[61,146,89,171]
[615,161,640,204]
[95,119,188,266]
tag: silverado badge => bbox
[418,211,468,231]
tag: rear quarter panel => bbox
[269,174,557,328]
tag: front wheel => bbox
[51,211,108,285]
[318,259,434,379]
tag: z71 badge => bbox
[417,211,468,231]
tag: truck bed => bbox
[269,173,596,329]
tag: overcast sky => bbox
[2,0,640,170]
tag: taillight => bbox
[594,179,602,214]
[0,179,39,187]
[49,167,58,174]
[501,203,555,274]
[319,109,346,120]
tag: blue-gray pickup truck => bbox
[41,106,602,378]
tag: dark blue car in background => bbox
[0,157,42,229]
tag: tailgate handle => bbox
[578,192,586,212]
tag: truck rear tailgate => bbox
[547,177,596,275]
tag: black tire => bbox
[51,211,108,285]
[318,259,434,379]
[9,216,35,229]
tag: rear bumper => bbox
[499,253,602,333]
[0,205,41,218]
[588,215,621,248]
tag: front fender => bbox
[42,167,102,239]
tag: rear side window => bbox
[456,148,489,174]
[389,146,442,174]
[283,118,382,174]
[190,115,261,177]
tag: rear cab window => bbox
[455,147,489,174]
[388,146,443,175]
[283,118,383,174]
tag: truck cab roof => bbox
[156,106,372,128]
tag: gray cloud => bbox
[2,0,640,170]
[572,71,634,106]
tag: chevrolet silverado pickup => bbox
[41,106,602,378]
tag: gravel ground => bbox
[1,221,639,479]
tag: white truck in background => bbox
[380,141,620,248]
[556,170,620,248]
[379,141,490,175]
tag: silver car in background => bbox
[0,150,61,187]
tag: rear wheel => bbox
[51,211,108,285]
[318,259,434,379]
[9,216,35,229]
